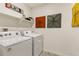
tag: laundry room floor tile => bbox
[40,51,58,56]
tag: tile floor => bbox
[40,51,58,56]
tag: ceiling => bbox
[25,3,45,8]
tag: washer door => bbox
[4,39,32,56]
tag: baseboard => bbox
[44,49,64,56]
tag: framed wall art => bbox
[35,16,46,28]
[47,13,61,28]
[72,3,79,27]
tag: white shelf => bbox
[0,4,33,25]
[0,4,23,19]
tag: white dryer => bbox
[21,31,43,56]
[0,31,32,56]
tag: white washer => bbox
[0,31,32,56]
[21,31,43,56]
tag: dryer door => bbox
[33,35,43,56]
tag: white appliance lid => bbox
[25,33,42,37]
[0,36,31,47]
[23,31,42,37]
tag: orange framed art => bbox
[35,16,46,28]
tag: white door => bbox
[4,39,32,56]
[33,35,43,56]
